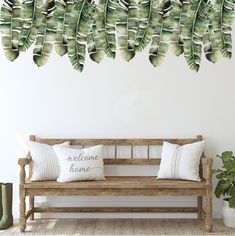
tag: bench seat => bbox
[25,176,208,189]
[24,176,209,197]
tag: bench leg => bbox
[29,196,34,220]
[19,195,26,232]
[205,190,212,232]
[197,196,203,219]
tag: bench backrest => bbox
[28,135,203,167]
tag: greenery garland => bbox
[0,0,234,72]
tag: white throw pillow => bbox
[54,145,105,183]
[28,141,70,181]
[157,141,205,181]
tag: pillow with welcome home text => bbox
[54,145,105,182]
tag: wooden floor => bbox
[1,219,235,235]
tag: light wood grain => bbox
[33,219,59,235]
[53,219,78,235]
[25,176,209,189]
[33,207,198,213]
[34,136,202,146]
[114,219,134,235]
[133,219,155,235]
[95,219,115,235]
[74,219,96,235]
[1,219,235,235]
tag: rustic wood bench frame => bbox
[18,135,213,232]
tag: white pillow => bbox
[157,141,205,181]
[28,141,70,181]
[54,145,105,183]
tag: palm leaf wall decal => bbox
[177,0,191,54]
[203,20,220,63]
[33,0,56,67]
[54,0,74,56]
[87,20,105,63]
[19,0,43,52]
[171,0,185,56]
[135,0,159,52]
[117,0,139,61]
[96,0,118,59]
[0,0,22,61]
[149,0,173,67]
[171,0,191,56]
[212,0,235,58]
[64,0,95,71]
[0,0,234,72]
[182,0,212,72]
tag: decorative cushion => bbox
[28,141,70,181]
[157,141,205,181]
[54,145,105,183]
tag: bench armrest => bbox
[18,157,31,185]
[18,157,31,166]
[201,157,213,185]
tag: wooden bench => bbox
[18,135,213,232]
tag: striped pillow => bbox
[157,141,205,181]
[28,141,70,181]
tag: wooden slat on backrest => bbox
[33,136,202,146]
[29,135,203,166]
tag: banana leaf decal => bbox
[171,0,190,56]
[177,0,190,54]
[0,0,22,61]
[171,0,182,56]
[182,0,212,72]
[87,21,105,63]
[135,0,158,52]
[149,0,173,67]
[54,0,74,56]
[117,0,138,61]
[19,0,43,52]
[203,21,220,63]
[33,0,57,67]
[65,0,95,71]
[96,0,118,59]
[212,0,235,58]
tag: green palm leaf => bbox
[0,0,22,61]
[149,0,173,67]
[182,0,212,72]
[212,0,235,58]
[65,0,95,71]
[135,0,159,52]
[19,0,43,52]
[117,0,139,61]
[54,0,75,56]
[96,0,118,59]
[203,20,220,63]
[171,0,190,56]
[33,0,57,67]
[178,0,191,53]
[87,21,105,63]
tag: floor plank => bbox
[35,219,59,235]
[0,219,235,235]
[73,219,96,235]
[53,219,77,235]
[94,219,115,235]
[133,219,155,235]
[11,219,41,236]
[114,219,134,235]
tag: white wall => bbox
[0,18,235,219]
